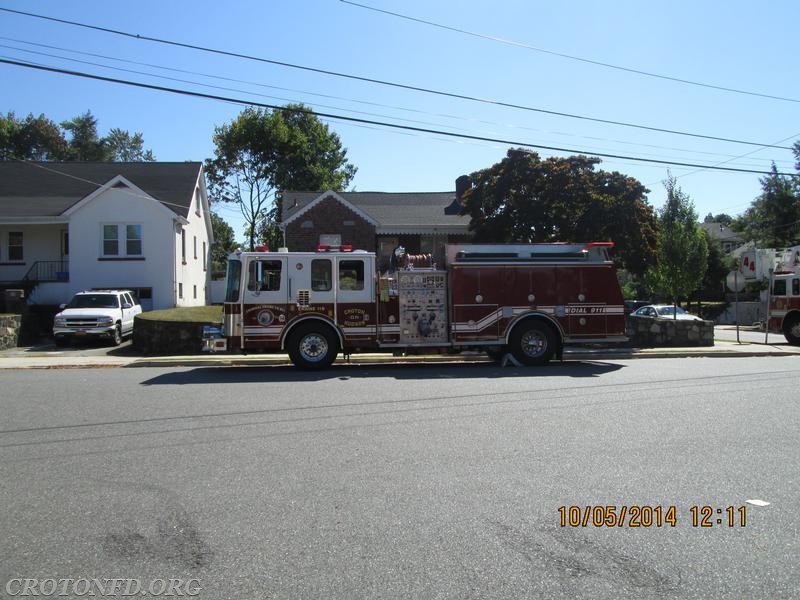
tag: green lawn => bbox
[137,305,222,322]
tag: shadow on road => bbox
[140,360,624,386]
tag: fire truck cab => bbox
[203,241,628,369]
[767,246,800,345]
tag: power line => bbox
[3,37,794,168]
[341,0,800,105]
[0,6,793,151]
[2,57,796,179]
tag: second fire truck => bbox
[203,241,628,369]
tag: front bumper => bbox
[202,326,228,352]
[53,326,116,339]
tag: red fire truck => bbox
[202,241,628,369]
[766,246,800,345]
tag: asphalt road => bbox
[1,357,798,599]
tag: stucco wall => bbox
[0,314,21,350]
[133,315,217,355]
[627,317,714,347]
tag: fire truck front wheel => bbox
[287,323,339,370]
[510,321,556,366]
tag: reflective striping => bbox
[452,305,624,332]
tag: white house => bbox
[0,161,213,311]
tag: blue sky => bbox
[2,0,798,243]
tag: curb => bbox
[122,346,799,369]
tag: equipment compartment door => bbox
[450,266,500,341]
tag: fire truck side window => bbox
[793,278,799,296]
[249,259,282,292]
[773,279,786,296]
[311,259,332,291]
[225,260,242,302]
[339,260,365,291]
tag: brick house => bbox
[280,183,473,271]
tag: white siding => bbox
[174,186,211,307]
[67,186,177,310]
[1,224,69,305]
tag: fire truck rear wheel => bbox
[510,321,556,366]
[783,315,800,345]
[288,323,339,370]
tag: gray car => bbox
[630,304,703,321]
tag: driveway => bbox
[0,338,139,358]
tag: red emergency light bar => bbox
[586,241,615,248]
[254,245,270,252]
[316,244,353,252]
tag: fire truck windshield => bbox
[225,259,242,302]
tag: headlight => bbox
[98,316,114,326]
[54,317,66,327]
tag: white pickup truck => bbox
[53,289,142,347]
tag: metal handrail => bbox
[22,260,69,283]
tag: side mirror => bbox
[59,303,66,309]
[122,303,132,309]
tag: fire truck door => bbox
[243,256,289,305]
[335,256,375,329]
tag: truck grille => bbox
[64,318,105,329]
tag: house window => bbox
[126,225,142,255]
[102,224,142,257]
[103,225,119,255]
[181,230,186,264]
[178,283,183,299]
[8,231,23,261]
[202,242,207,271]
[193,285,197,299]
[193,236,197,260]
[319,234,341,247]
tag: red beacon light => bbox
[316,243,354,252]
[254,245,269,252]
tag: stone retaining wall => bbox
[627,317,714,347]
[0,314,22,350]
[133,316,217,355]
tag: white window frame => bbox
[101,223,143,258]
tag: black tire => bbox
[287,323,338,370]
[54,336,69,348]
[509,321,556,366]
[111,325,122,346]
[783,315,800,345]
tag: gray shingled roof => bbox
[700,222,743,244]
[281,191,469,231]
[0,162,202,218]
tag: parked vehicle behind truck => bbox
[203,241,628,370]
[53,289,142,347]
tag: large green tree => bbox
[459,148,658,276]
[206,104,356,250]
[645,175,709,309]
[732,163,799,247]
[210,212,237,276]
[104,128,156,162]
[61,111,110,161]
[0,112,68,161]
[1,110,154,163]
